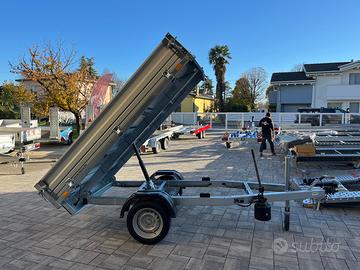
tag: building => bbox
[269,61,360,112]
[179,85,214,113]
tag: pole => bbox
[284,154,291,230]
[132,143,153,189]
[251,149,262,190]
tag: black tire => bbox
[197,133,201,139]
[284,213,290,231]
[226,142,231,149]
[161,138,170,150]
[127,201,171,244]
[21,167,25,175]
[202,131,206,138]
[152,141,161,154]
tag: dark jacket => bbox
[259,116,274,136]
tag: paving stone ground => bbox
[0,132,360,270]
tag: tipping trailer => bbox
[35,34,324,244]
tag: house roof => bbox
[270,71,314,83]
[188,92,214,100]
[303,61,351,73]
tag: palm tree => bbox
[208,45,231,111]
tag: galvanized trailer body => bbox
[35,34,325,244]
[35,33,204,214]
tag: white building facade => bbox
[269,61,360,112]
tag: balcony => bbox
[327,85,360,100]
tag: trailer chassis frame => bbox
[83,154,324,244]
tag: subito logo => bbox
[273,238,288,254]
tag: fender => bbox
[120,190,177,218]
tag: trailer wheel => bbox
[284,213,290,231]
[161,138,170,150]
[226,142,231,149]
[127,201,170,244]
[152,141,161,154]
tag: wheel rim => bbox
[133,208,163,239]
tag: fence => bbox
[169,112,360,129]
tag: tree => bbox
[0,82,36,118]
[224,81,232,102]
[244,67,267,110]
[0,83,17,118]
[291,63,304,72]
[79,56,98,79]
[233,77,251,104]
[10,43,97,133]
[224,98,249,112]
[265,85,275,97]
[208,45,231,111]
[108,72,126,96]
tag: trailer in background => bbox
[141,126,182,154]
[39,107,74,145]
[0,134,15,154]
[141,124,211,154]
[0,107,41,174]
[172,124,211,139]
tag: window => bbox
[349,73,360,85]
[350,102,360,113]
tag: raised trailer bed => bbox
[35,34,325,244]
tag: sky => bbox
[1,0,360,87]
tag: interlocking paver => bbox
[1,132,360,269]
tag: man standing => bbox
[259,112,275,157]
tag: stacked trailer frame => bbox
[296,147,360,168]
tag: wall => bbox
[194,97,213,113]
[313,74,341,107]
[268,85,312,112]
[268,91,277,104]
[313,68,360,109]
[180,96,214,112]
[180,96,195,112]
